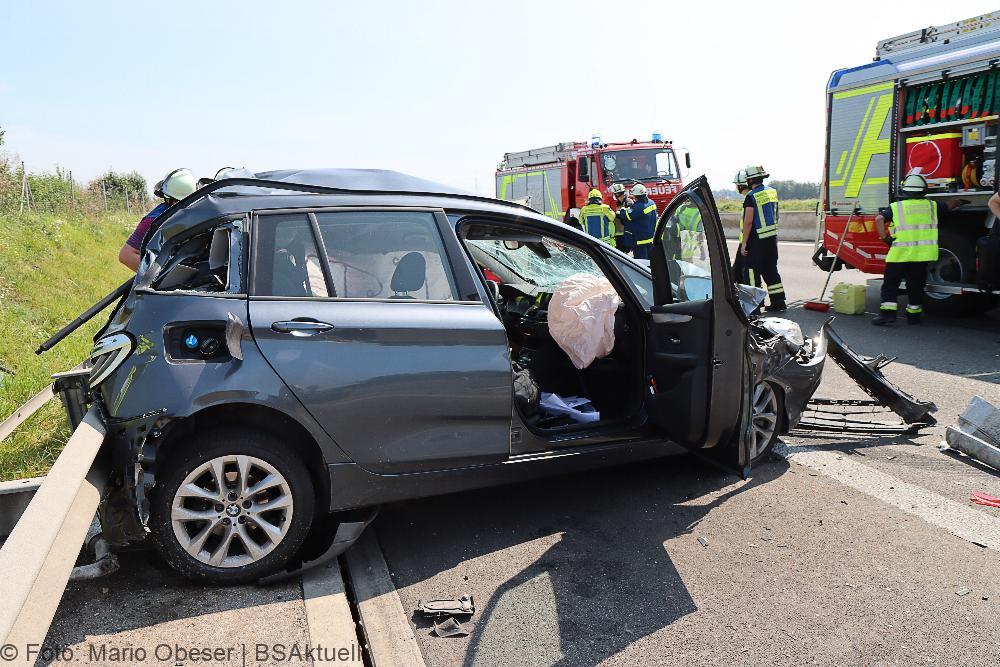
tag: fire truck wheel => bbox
[924,229,980,317]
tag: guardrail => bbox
[0,407,107,663]
[0,383,56,442]
[0,365,88,444]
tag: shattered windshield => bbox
[601,148,678,183]
[467,238,603,292]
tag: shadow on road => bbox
[377,454,789,667]
[780,304,1000,384]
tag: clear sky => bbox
[2,1,997,197]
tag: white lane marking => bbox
[775,443,1000,551]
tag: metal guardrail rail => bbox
[0,407,107,664]
[0,383,55,442]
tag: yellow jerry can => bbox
[832,282,867,315]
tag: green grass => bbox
[0,211,133,480]
[716,198,819,213]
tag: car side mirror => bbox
[685,153,692,169]
[577,157,589,182]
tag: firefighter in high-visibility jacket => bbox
[620,183,657,259]
[731,170,752,283]
[578,188,617,246]
[608,183,632,249]
[872,173,965,325]
[676,197,705,262]
[739,165,785,312]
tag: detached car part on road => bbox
[45,170,833,584]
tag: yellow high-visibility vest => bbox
[886,199,938,263]
[579,203,616,246]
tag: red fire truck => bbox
[816,12,1000,314]
[495,136,689,222]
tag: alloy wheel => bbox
[750,382,779,460]
[170,455,293,568]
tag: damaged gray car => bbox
[42,171,834,584]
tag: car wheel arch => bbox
[159,403,331,513]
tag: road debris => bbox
[942,396,1000,471]
[697,536,710,547]
[433,617,472,638]
[956,588,971,597]
[417,594,476,619]
[971,491,1000,509]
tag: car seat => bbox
[390,252,426,299]
[272,232,311,296]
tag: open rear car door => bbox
[645,176,753,472]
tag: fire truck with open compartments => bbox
[815,12,1000,314]
[495,135,690,224]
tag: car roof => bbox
[253,168,473,196]
[149,168,557,240]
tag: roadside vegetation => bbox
[713,179,819,213]
[0,127,141,480]
[715,198,819,213]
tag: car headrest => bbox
[391,252,426,294]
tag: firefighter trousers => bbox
[880,261,929,316]
[740,236,785,306]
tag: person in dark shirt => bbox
[118,168,197,271]
[739,165,784,311]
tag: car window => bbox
[611,257,653,309]
[313,211,458,300]
[466,235,604,294]
[256,214,329,297]
[660,197,713,303]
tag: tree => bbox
[89,170,147,199]
[769,180,820,199]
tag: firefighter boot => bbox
[764,295,787,313]
[871,309,897,326]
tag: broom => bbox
[805,203,857,312]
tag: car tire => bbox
[750,381,784,464]
[924,229,979,317]
[149,429,315,585]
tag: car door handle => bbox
[271,320,334,335]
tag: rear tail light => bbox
[89,334,134,387]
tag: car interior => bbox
[254,212,458,300]
[460,222,646,434]
[149,223,237,293]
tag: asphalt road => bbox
[377,243,1000,667]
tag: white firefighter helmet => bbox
[630,183,648,197]
[160,168,197,201]
[744,164,769,181]
[609,183,627,196]
[733,170,748,187]
[900,173,928,197]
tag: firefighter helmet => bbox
[733,170,748,187]
[160,168,197,201]
[744,165,769,181]
[588,188,603,202]
[900,173,928,197]
[630,183,648,197]
[609,183,627,197]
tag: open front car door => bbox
[645,176,753,472]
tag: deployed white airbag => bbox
[547,272,621,369]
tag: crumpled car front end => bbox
[750,317,829,431]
